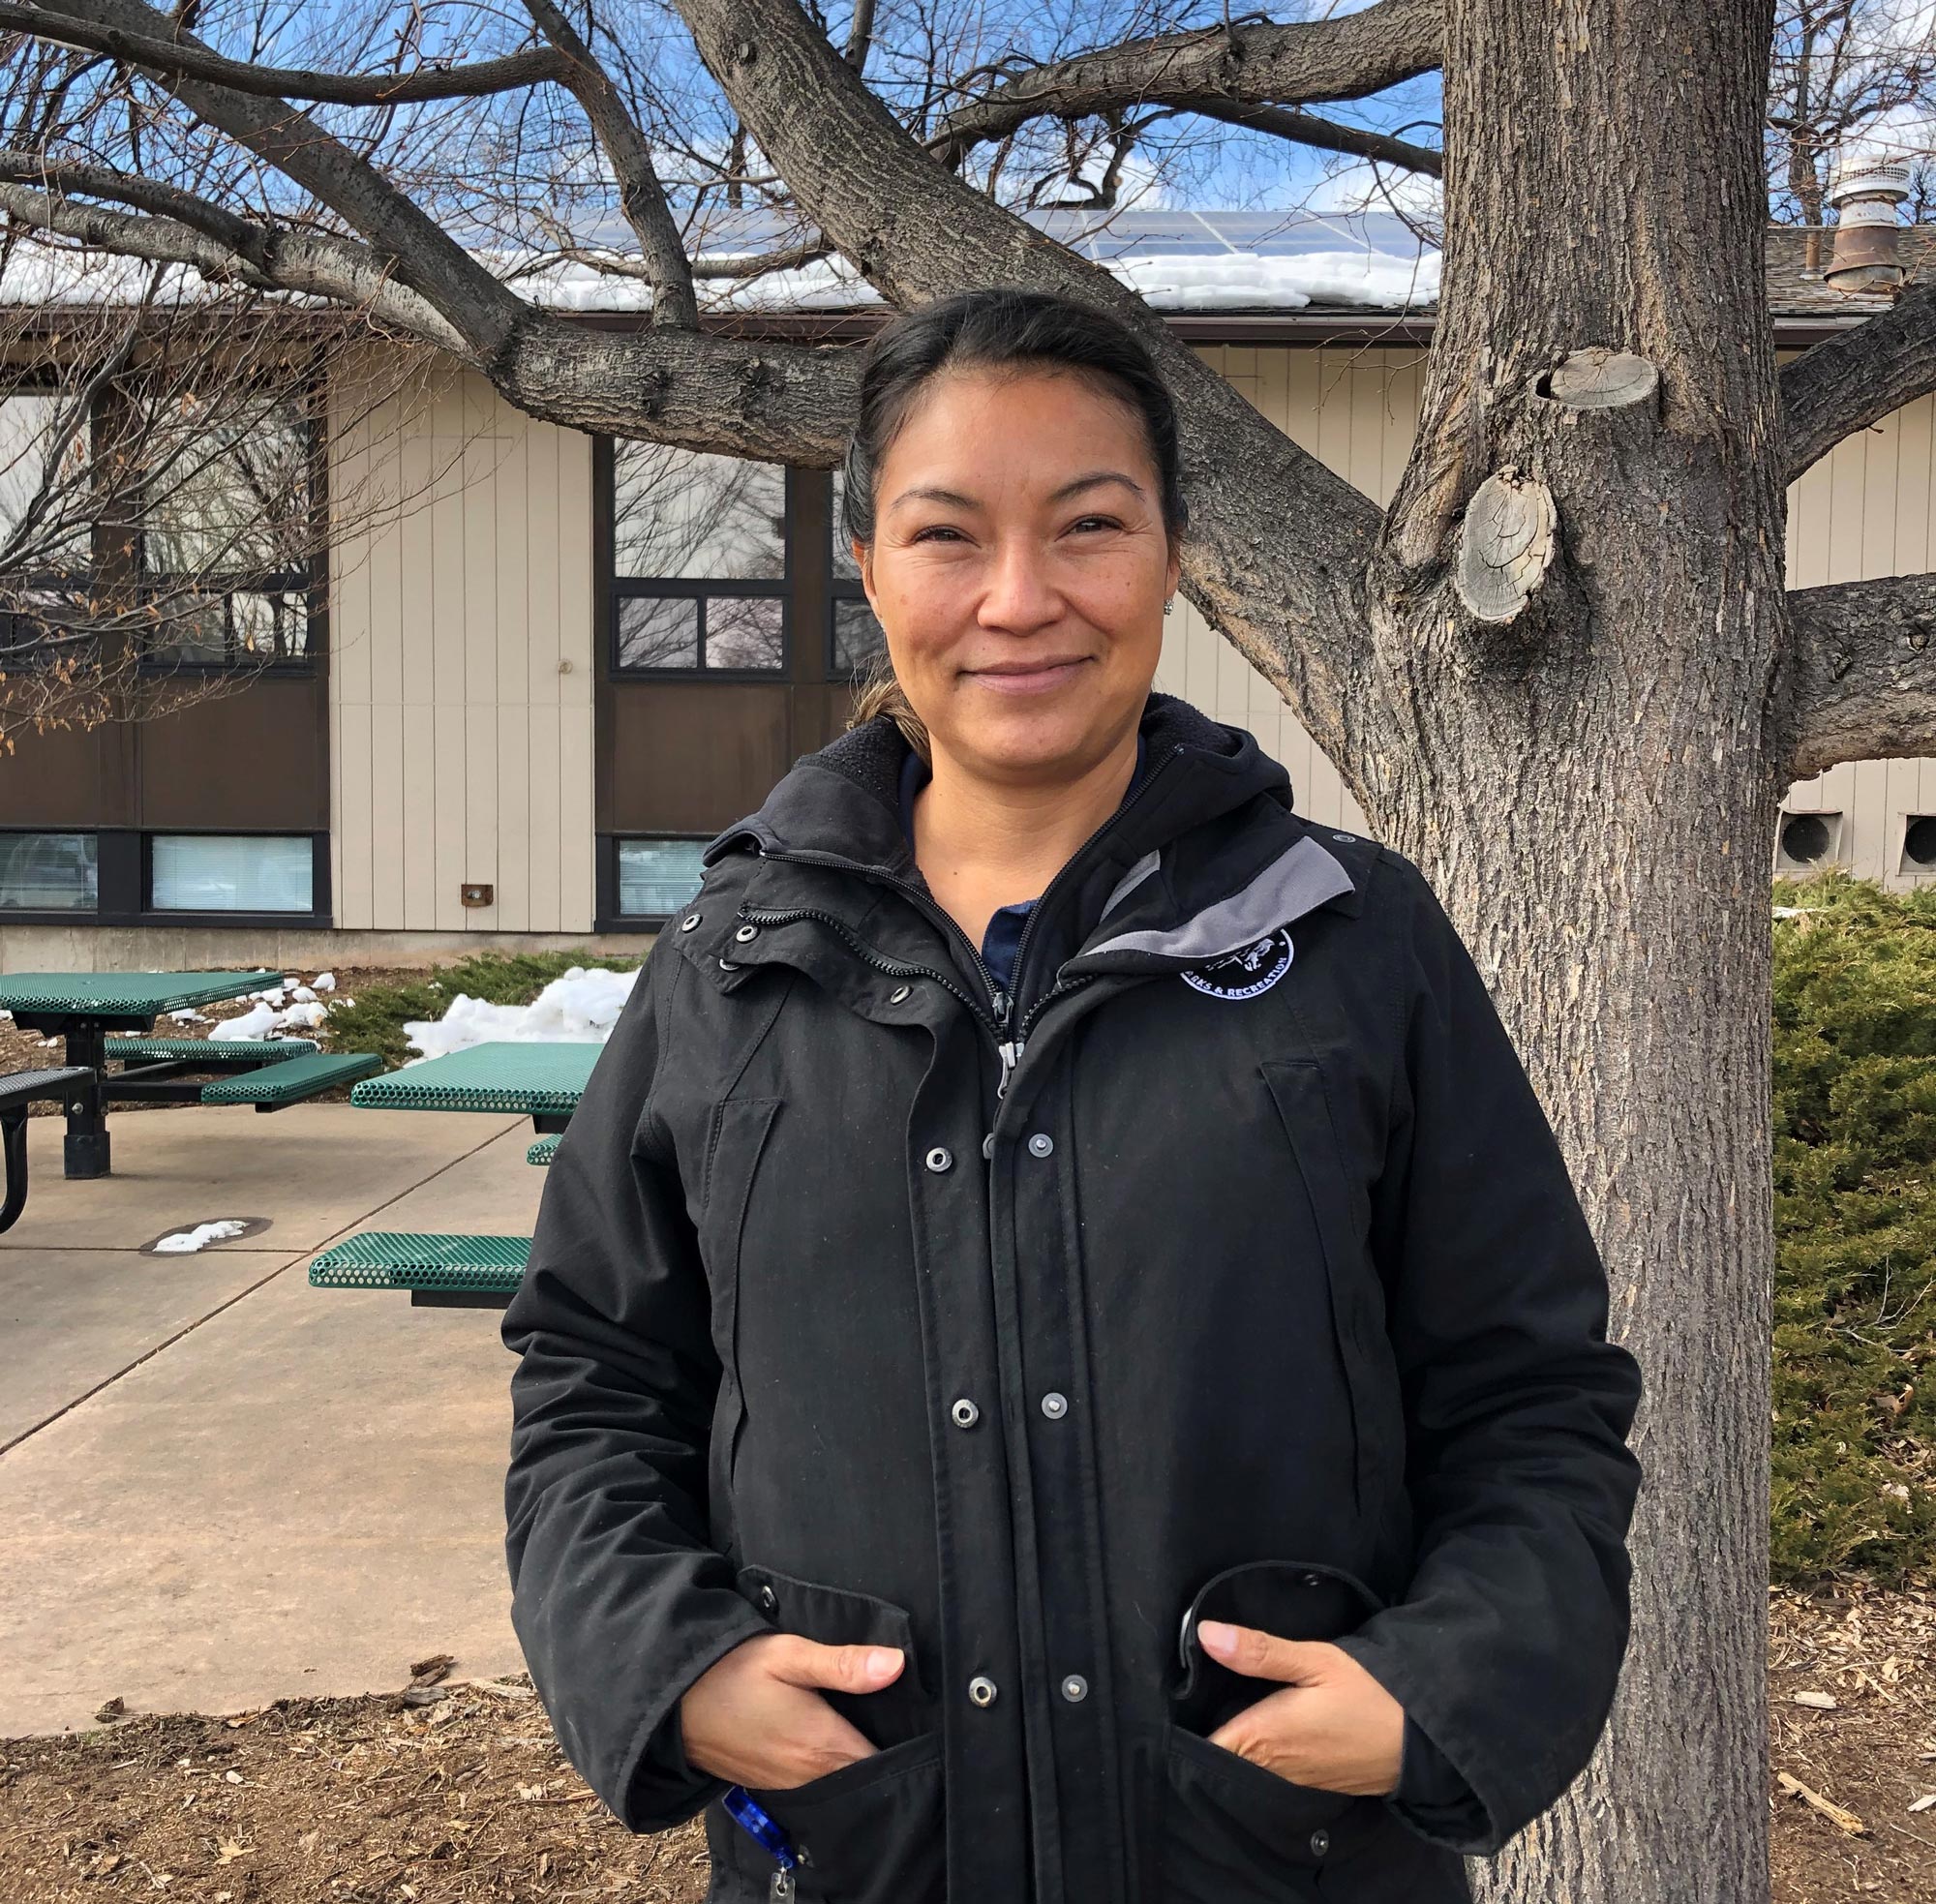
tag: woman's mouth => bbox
[965,657,1091,695]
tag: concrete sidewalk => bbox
[0,1101,543,1736]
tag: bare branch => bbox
[44,0,531,359]
[521,0,696,328]
[1784,570,1936,776]
[0,171,468,347]
[1781,279,1936,484]
[0,3,566,104]
[666,0,1384,753]
[929,0,1441,166]
[844,0,877,71]
[1171,96,1441,174]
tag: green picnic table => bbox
[0,969,378,1179]
[315,1040,603,1312]
[348,1039,600,1125]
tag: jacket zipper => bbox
[734,742,1189,1097]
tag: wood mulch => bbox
[1,1587,1930,1902]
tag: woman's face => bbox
[856,365,1180,785]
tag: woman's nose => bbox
[976,538,1063,634]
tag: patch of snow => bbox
[288,984,318,1003]
[281,1001,329,1030]
[209,1001,280,1043]
[152,1219,249,1254]
[403,965,641,1060]
[166,1007,208,1023]
[311,972,337,991]
[246,984,288,1007]
[0,227,1439,317]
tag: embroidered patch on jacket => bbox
[1180,928,1294,1000]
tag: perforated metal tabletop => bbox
[349,1041,600,1115]
[0,970,279,1015]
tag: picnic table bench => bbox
[313,1040,601,1310]
[0,970,378,1178]
[0,1066,93,1231]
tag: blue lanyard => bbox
[723,1785,799,1898]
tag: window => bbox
[1903,815,1936,873]
[0,831,97,910]
[139,393,316,667]
[615,837,707,918]
[830,467,886,676]
[150,834,314,913]
[0,391,95,667]
[612,442,786,673]
[1776,810,1841,871]
[1,382,318,669]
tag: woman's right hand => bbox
[680,1633,906,1790]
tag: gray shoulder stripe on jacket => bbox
[1099,848,1163,922]
[1085,833,1356,963]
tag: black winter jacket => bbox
[502,692,1645,1904]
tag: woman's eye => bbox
[1069,516,1123,534]
[911,524,966,544]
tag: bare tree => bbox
[2,0,1933,1896]
[1770,0,1936,234]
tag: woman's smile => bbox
[962,654,1095,696]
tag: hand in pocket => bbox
[1196,1621,1405,1797]
[681,1632,907,1790]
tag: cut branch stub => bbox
[1455,468,1558,623]
[1539,348,1660,411]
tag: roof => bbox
[2,206,1919,341]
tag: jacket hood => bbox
[699,692,1363,999]
[704,691,1290,877]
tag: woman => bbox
[502,289,1645,1904]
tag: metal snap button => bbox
[1060,1675,1088,1703]
[717,956,740,972]
[1309,1828,1330,1858]
[734,923,760,943]
[890,983,912,1003]
[924,1146,953,1173]
[757,1584,778,1614]
[679,913,702,931]
[1302,1572,1323,1587]
[951,1398,979,1429]
[1040,1392,1068,1420]
[1027,1133,1054,1158]
[981,1133,994,1159]
[968,1676,998,1707]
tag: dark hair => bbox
[839,287,1189,551]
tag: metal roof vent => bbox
[1825,158,1912,294]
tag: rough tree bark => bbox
[1360,3,1786,1895]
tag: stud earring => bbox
[1164,598,1174,617]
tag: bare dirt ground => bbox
[2,1587,1930,1902]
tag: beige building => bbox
[2,216,1930,965]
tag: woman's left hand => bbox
[1195,1620,1406,1797]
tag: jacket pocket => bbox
[1158,1558,1389,1903]
[699,1097,784,1519]
[1160,1725,1367,1903]
[726,1567,942,1904]
[1259,1060,1402,1519]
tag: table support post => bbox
[61,1024,109,1179]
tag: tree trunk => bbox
[1343,0,1788,1895]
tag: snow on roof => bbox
[4,207,1907,322]
[0,207,1442,317]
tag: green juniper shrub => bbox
[1771,871,1936,1584]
